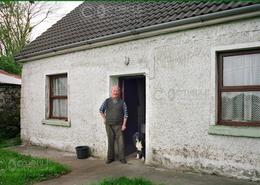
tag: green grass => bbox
[0,135,21,148]
[91,177,164,185]
[0,149,70,185]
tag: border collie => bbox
[132,132,145,160]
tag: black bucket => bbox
[75,146,90,159]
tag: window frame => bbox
[217,49,260,127]
[49,74,68,120]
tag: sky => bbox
[31,2,83,41]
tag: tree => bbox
[0,1,57,56]
[0,1,58,75]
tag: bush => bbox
[0,55,22,75]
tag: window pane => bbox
[52,99,68,118]
[221,92,260,122]
[52,76,67,96]
[223,53,260,86]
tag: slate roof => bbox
[16,1,258,60]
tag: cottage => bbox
[15,1,260,181]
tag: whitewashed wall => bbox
[21,17,260,180]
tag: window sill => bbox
[208,125,260,138]
[42,119,71,127]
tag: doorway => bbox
[119,76,146,156]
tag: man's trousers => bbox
[105,124,125,160]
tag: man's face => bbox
[112,86,120,98]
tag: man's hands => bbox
[122,118,127,131]
[101,113,127,131]
[122,124,126,131]
[100,113,106,124]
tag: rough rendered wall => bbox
[21,17,260,180]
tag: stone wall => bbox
[0,84,21,138]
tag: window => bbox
[218,49,260,126]
[49,74,68,120]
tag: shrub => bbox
[0,55,22,75]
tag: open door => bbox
[119,76,145,156]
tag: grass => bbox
[91,177,164,185]
[0,136,70,185]
[0,135,21,148]
[0,149,70,185]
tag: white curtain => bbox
[52,77,67,96]
[52,76,67,117]
[223,53,260,86]
[222,92,260,122]
[53,99,68,117]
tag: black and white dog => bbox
[133,132,145,160]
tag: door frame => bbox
[119,75,145,156]
[108,71,150,163]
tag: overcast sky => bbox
[31,2,83,41]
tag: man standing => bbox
[99,86,128,164]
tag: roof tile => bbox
[16,1,258,59]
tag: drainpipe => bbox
[15,4,260,62]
